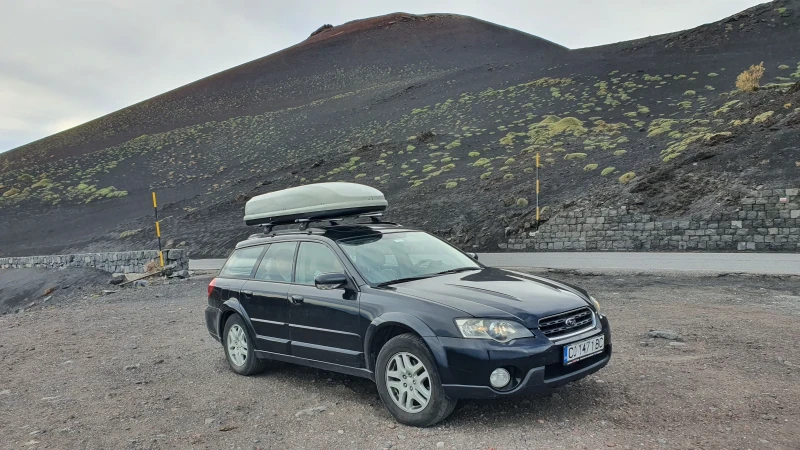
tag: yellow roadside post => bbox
[152,192,164,267]
[535,152,541,224]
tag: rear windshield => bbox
[219,246,264,278]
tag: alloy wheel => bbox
[385,351,432,413]
[227,324,248,366]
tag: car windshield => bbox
[337,231,480,285]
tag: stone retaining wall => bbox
[503,187,799,252]
[0,249,188,274]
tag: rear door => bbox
[241,241,297,354]
[287,241,362,367]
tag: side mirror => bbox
[315,273,348,290]
[467,252,479,261]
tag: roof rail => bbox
[246,213,400,240]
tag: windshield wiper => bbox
[376,274,438,287]
[376,267,481,287]
[434,267,481,275]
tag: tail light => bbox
[208,278,217,297]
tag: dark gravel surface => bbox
[1,273,799,449]
[0,267,111,315]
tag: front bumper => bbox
[439,315,611,399]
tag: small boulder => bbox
[169,269,189,279]
[109,275,125,285]
[295,405,327,417]
[647,330,681,341]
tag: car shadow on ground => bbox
[233,357,619,426]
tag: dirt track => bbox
[1,273,799,449]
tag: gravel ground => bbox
[0,267,111,315]
[1,273,799,450]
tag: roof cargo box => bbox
[243,182,387,226]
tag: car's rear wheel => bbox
[223,314,265,376]
[375,333,456,427]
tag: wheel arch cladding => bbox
[220,298,257,342]
[364,312,451,381]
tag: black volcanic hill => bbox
[1,2,799,257]
[2,14,565,167]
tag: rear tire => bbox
[223,314,265,376]
[375,333,457,427]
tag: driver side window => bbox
[295,242,344,285]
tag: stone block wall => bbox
[0,249,188,273]
[503,187,799,252]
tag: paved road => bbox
[477,252,800,275]
[191,253,800,275]
[190,258,226,271]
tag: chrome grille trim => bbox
[538,307,596,340]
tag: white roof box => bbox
[244,182,387,226]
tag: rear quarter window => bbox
[219,246,265,278]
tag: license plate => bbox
[563,335,605,365]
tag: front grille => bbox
[538,307,594,339]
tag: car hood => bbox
[388,267,592,329]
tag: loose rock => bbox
[648,330,681,341]
[295,405,327,417]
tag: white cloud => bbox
[0,0,764,152]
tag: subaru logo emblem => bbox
[565,317,577,327]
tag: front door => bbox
[288,241,362,367]
[242,241,297,355]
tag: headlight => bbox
[455,319,533,343]
[590,295,601,312]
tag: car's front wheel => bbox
[223,314,265,376]
[375,333,457,427]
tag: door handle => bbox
[290,294,304,305]
[242,290,253,298]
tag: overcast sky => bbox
[0,0,764,153]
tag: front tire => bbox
[375,333,457,427]
[223,314,265,376]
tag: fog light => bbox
[489,368,511,388]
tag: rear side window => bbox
[254,242,297,282]
[220,246,264,278]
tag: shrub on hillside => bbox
[753,111,774,124]
[736,62,765,92]
[619,172,636,184]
